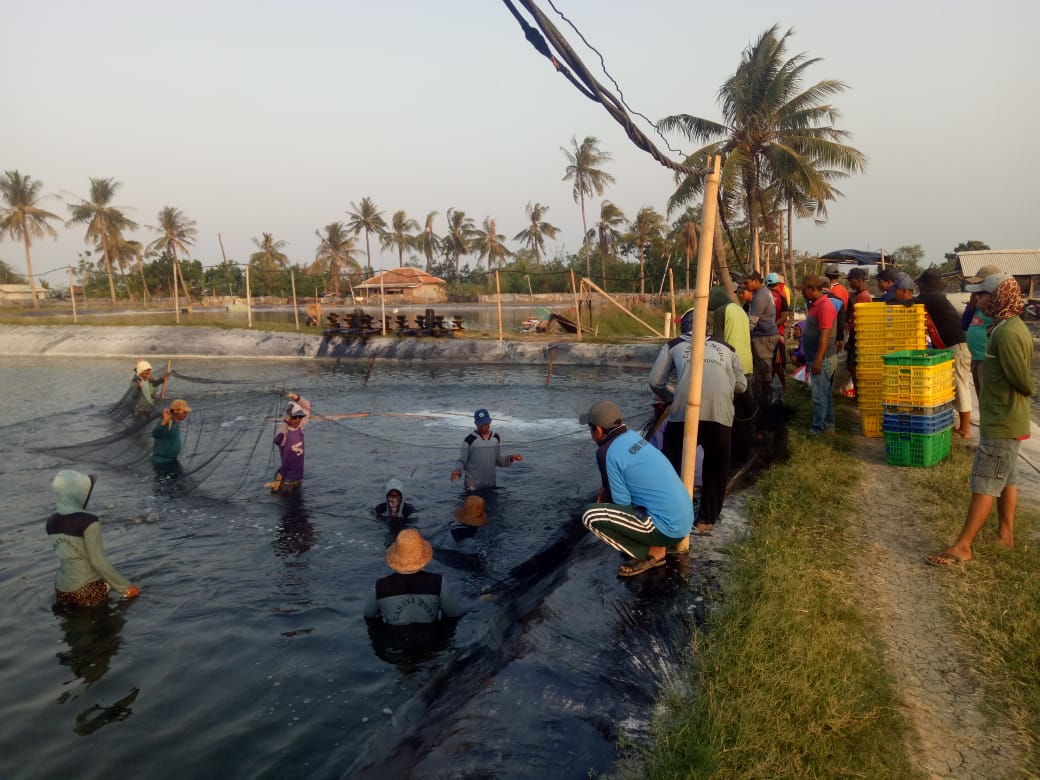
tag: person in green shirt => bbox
[928,274,1035,565]
[152,399,192,464]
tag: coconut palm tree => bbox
[561,136,615,280]
[381,210,419,268]
[512,202,559,264]
[250,233,289,296]
[660,25,865,272]
[345,196,387,276]
[66,177,138,306]
[667,207,702,291]
[415,211,440,271]
[312,222,360,295]
[442,208,476,276]
[628,207,666,296]
[473,217,513,269]
[148,206,197,306]
[126,239,150,303]
[0,171,61,309]
[584,200,626,291]
[104,232,142,302]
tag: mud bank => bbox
[0,324,660,366]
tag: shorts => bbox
[970,437,1020,497]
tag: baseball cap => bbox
[965,272,1013,294]
[896,277,916,291]
[824,264,841,278]
[765,272,781,285]
[474,408,492,425]
[965,264,1001,284]
[579,400,623,428]
[286,402,308,418]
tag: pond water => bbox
[0,356,716,779]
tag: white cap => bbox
[135,360,152,374]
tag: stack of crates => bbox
[881,349,955,467]
[853,303,927,437]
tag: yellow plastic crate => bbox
[862,413,884,438]
[882,386,956,406]
[854,302,926,324]
[883,363,954,395]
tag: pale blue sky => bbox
[4,0,1038,284]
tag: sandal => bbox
[618,556,666,577]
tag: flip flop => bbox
[694,524,714,537]
[618,556,666,577]
[926,552,968,566]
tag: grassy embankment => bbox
[639,392,1039,778]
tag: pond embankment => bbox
[0,324,661,366]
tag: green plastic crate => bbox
[883,428,952,467]
[881,349,954,367]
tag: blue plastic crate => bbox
[882,407,955,434]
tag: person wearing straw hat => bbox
[269,394,312,492]
[449,408,522,491]
[364,529,462,625]
[152,399,192,465]
[454,495,488,527]
[928,273,1035,565]
[580,400,694,577]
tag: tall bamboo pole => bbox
[495,270,503,342]
[245,264,253,328]
[290,270,300,331]
[68,266,78,324]
[173,265,179,324]
[569,269,582,342]
[680,155,723,543]
[668,268,676,337]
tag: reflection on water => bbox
[2,356,705,779]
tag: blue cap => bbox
[474,408,491,425]
[765,272,781,285]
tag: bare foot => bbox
[995,534,1015,548]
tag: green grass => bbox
[899,445,1040,773]
[639,392,920,779]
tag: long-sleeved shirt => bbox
[152,419,183,464]
[455,430,513,490]
[47,512,132,593]
[980,316,1034,439]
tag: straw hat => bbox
[170,399,192,413]
[454,495,488,527]
[386,529,433,574]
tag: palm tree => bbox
[250,233,289,295]
[312,222,360,295]
[561,136,615,281]
[0,171,61,309]
[660,25,865,272]
[148,206,197,306]
[126,239,150,303]
[473,217,513,269]
[442,208,476,275]
[584,200,626,291]
[415,211,440,271]
[105,233,141,302]
[381,210,419,268]
[628,207,666,296]
[667,207,701,291]
[66,177,138,306]
[345,196,387,276]
[512,202,559,264]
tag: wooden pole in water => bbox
[245,264,253,328]
[569,269,582,342]
[68,266,78,324]
[669,267,676,337]
[364,354,376,385]
[290,270,300,331]
[680,155,722,549]
[582,278,664,337]
[160,359,172,399]
[546,346,556,386]
[173,265,179,324]
[495,270,503,342]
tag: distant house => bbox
[355,268,447,303]
[0,284,44,305]
[957,249,1040,298]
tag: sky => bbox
[4,0,1038,287]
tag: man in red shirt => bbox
[800,275,838,434]
[845,267,874,389]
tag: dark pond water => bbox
[0,356,716,779]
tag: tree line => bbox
[5,26,882,307]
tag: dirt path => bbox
[846,436,1031,779]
